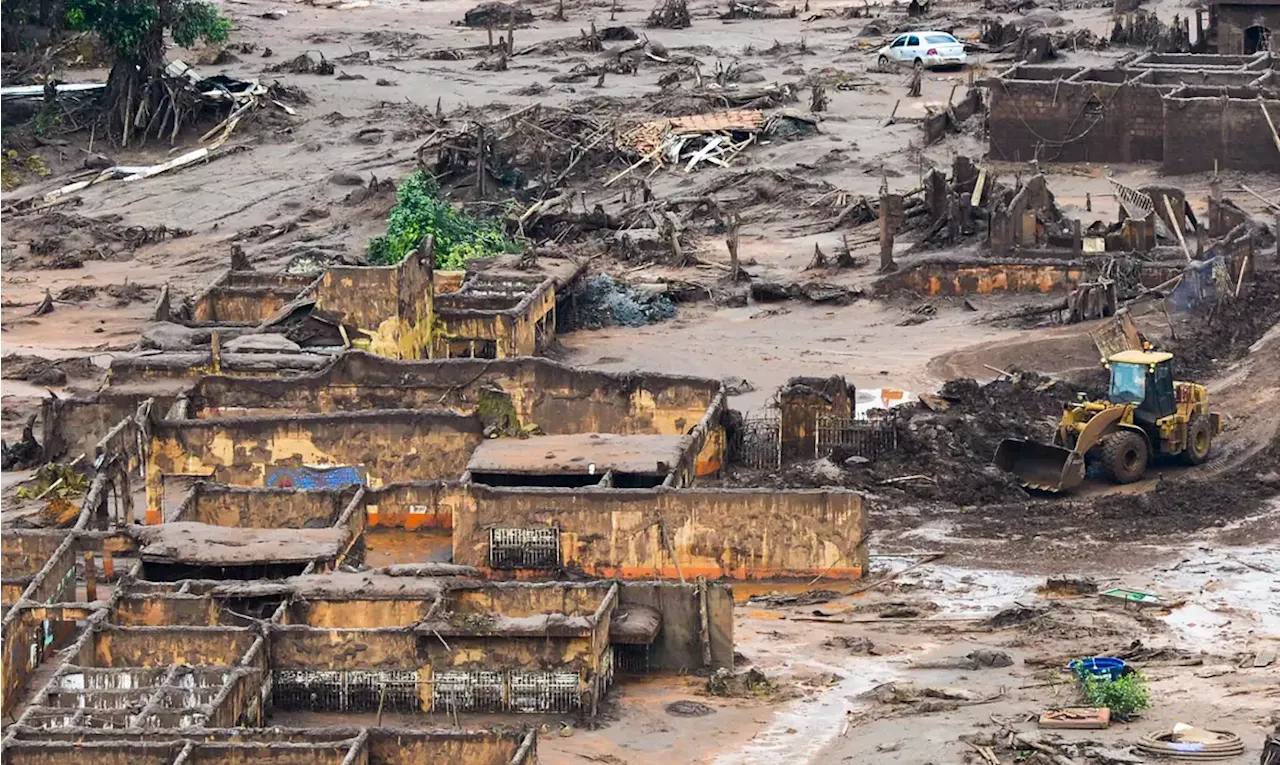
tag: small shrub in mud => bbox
[1076,669,1150,721]
[369,171,518,269]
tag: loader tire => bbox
[1182,415,1212,465]
[1101,430,1148,484]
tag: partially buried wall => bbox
[452,485,867,580]
[311,243,434,359]
[145,410,483,522]
[1163,85,1280,172]
[188,352,723,438]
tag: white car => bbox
[877,31,967,71]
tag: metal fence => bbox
[739,413,781,470]
[815,416,898,461]
[489,527,560,569]
[272,669,422,713]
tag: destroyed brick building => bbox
[1203,0,1280,53]
[987,53,1280,172]
[156,239,583,361]
[2,241,878,759]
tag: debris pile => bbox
[725,370,1093,504]
[418,104,618,200]
[647,0,691,28]
[615,109,767,178]
[569,274,677,328]
[1,416,42,471]
[1111,10,1191,52]
[462,1,534,27]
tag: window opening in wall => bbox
[1245,25,1271,53]
[1083,96,1105,119]
[470,472,603,488]
[489,527,561,569]
[611,472,666,488]
[613,644,650,674]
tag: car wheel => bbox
[913,58,924,71]
[878,54,890,71]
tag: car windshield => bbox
[925,34,957,43]
[1109,362,1146,404]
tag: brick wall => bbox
[989,77,1165,162]
[1164,92,1280,172]
[1217,6,1280,54]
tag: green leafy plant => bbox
[368,171,519,269]
[16,464,90,500]
[1077,670,1150,721]
[64,0,228,62]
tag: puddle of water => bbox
[1150,546,1280,646]
[720,560,1039,765]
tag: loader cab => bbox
[1107,350,1176,422]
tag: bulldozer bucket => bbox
[994,439,1086,492]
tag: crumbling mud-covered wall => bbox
[104,352,331,393]
[170,483,359,528]
[1215,3,1280,54]
[451,485,867,580]
[618,582,733,671]
[434,277,557,359]
[312,245,434,360]
[91,625,257,667]
[193,287,307,324]
[989,58,1274,165]
[145,410,483,522]
[190,269,319,324]
[877,260,1088,296]
[4,728,537,765]
[41,392,177,464]
[1163,86,1280,173]
[779,377,854,460]
[189,352,724,439]
[270,584,615,715]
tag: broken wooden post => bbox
[886,99,900,126]
[33,289,54,316]
[809,83,828,113]
[476,124,487,197]
[946,193,961,243]
[726,212,741,282]
[210,330,222,374]
[84,551,98,602]
[925,169,948,221]
[1072,219,1083,257]
[908,68,922,97]
[879,191,903,272]
[102,548,115,580]
[698,576,713,669]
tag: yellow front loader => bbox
[994,350,1221,492]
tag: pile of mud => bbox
[1172,268,1280,380]
[729,372,1092,505]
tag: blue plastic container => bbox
[1068,657,1128,681]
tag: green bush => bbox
[64,0,229,62]
[368,171,518,270]
[1078,670,1150,721]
